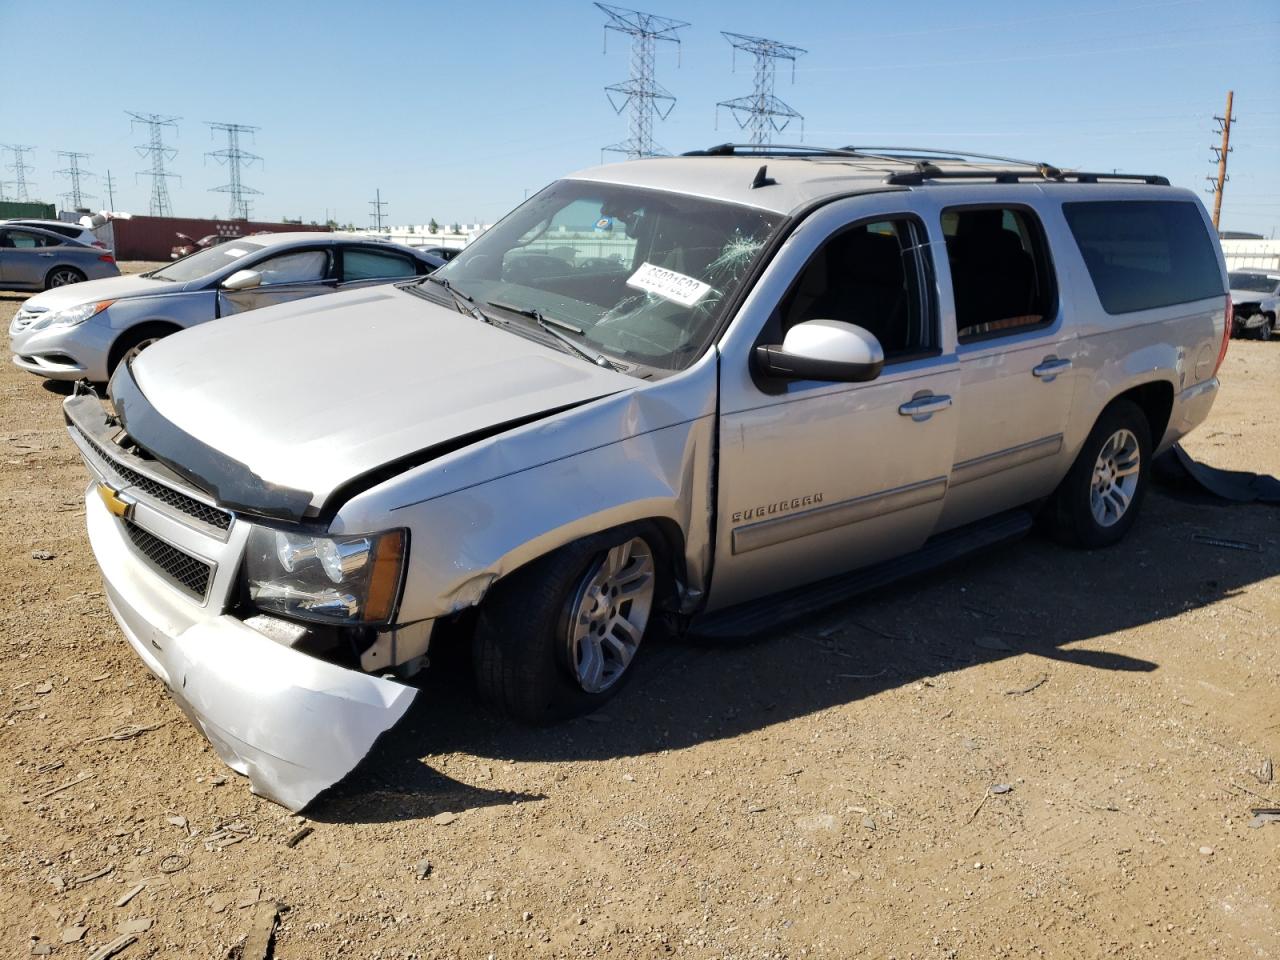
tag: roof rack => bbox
[679,142,1169,187]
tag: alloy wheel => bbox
[1090,428,1141,527]
[565,537,655,694]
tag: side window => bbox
[253,250,330,286]
[943,206,1056,341]
[1062,201,1223,314]
[6,230,58,249]
[343,247,418,281]
[777,217,935,360]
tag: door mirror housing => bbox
[754,319,885,382]
[222,268,262,291]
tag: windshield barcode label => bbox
[626,262,712,307]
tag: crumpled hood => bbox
[21,273,172,313]
[128,284,636,513]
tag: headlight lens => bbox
[31,300,114,330]
[244,526,407,625]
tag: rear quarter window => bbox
[1062,200,1223,314]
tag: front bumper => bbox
[83,477,417,811]
[9,314,113,381]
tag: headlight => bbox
[244,526,407,625]
[31,300,114,330]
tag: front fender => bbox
[332,356,719,623]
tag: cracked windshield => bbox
[435,180,782,372]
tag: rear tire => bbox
[1044,398,1151,549]
[1257,315,1274,341]
[472,524,667,723]
[45,266,85,289]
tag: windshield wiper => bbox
[418,275,504,327]
[485,300,620,371]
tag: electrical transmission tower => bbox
[127,112,181,217]
[206,121,262,220]
[369,188,387,231]
[1,144,37,202]
[595,3,690,159]
[1206,90,1236,232]
[104,170,117,211]
[55,151,96,209]
[716,32,808,145]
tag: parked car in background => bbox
[170,232,236,260]
[413,245,461,262]
[4,218,109,250]
[1227,270,1279,340]
[9,233,438,381]
[0,224,119,292]
[62,145,1229,809]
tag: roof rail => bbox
[882,168,1170,186]
[678,143,1169,187]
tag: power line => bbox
[127,111,181,217]
[1206,90,1236,231]
[595,3,690,160]
[716,33,807,145]
[55,151,95,210]
[206,121,262,220]
[1,144,37,202]
[370,188,387,231]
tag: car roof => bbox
[235,231,428,256]
[6,218,85,230]
[566,145,1178,216]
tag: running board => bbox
[688,509,1034,640]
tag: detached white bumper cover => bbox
[86,486,416,811]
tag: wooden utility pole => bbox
[1209,90,1235,232]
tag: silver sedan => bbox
[0,223,120,291]
[9,232,441,382]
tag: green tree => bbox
[428,218,440,234]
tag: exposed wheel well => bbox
[106,321,182,377]
[1112,380,1174,449]
[44,265,86,288]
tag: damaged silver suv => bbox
[65,146,1230,809]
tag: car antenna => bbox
[750,164,777,189]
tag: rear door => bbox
[337,245,422,291]
[709,197,960,612]
[930,201,1079,532]
[217,246,336,316]
[0,228,60,287]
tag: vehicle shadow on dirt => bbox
[313,489,1278,823]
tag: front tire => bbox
[1044,398,1151,549]
[472,525,665,723]
[106,324,178,379]
[1257,315,1274,341]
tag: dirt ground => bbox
[1,266,1276,959]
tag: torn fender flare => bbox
[86,489,416,811]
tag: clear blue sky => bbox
[2,0,1277,234]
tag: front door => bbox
[217,247,336,317]
[0,229,57,287]
[708,200,960,612]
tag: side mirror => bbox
[222,269,262,291]
[754,319,885,382]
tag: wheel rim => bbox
[49,270,81,287]
[1090,428,1141,527]
[566,537,655,694]
[121,337,161,366]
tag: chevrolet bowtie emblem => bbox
[96,483,135,520]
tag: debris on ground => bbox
[1254,757,1273,784]
[283,825,313,848]
[236,901,281,960]
[60,926,88,943]
[991,783,1014,795]
[205,820,253,851]
[117,918,153,934]
[157,853,190,875]
[1005,675,1048,696]
[86,934,137,960]
[86,722,164,743]
[30,550,55,561]
[1191,534,1264,553]
[432,812,458,826]
[25,771,93,803]
[115,882,146,907]
[415,858,433,879]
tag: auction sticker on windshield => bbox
[626,262,712,307]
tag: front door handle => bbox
[37,252,55,258]
[898,394,953,420]
[1032,357,1072,380]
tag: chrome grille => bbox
[75,426,232,532]
[11,309,41,333]
[123,520,213,600]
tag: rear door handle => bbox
[1032,357,1072,380]
[898,394,953,420]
